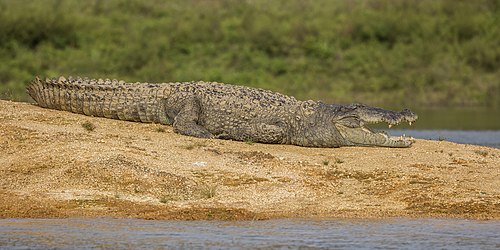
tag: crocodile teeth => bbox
[388,124,393,128]
[409,121,412,126]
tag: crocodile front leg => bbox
[214,121,287,144]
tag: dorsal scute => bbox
[57,76,66,84]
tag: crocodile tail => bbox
[28,76,70,110]
[27,76,78,111]
[27,76,48,108]
[26,76,173,124]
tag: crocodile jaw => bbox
[335,124,415,148]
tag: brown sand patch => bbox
[1,100,499,220]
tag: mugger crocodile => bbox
[27,76,417,148]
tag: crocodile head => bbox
[292,103,417,148]
[332,103,418,147]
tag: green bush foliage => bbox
[0,0,499,107]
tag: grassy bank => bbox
[0,0,499,108]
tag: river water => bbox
[1,218,499,249]
[388,129,500,148]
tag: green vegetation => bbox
[181,141,207,150]
[81,121,96,131]
[474,150,488,157]
[159,194,180,203]
[155,126,166,133]
[244,139,255,145]
[199,183,218,199]
[1,0,499,108]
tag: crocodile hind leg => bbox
[173,97,214,138]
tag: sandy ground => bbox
[0,100,499,220]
